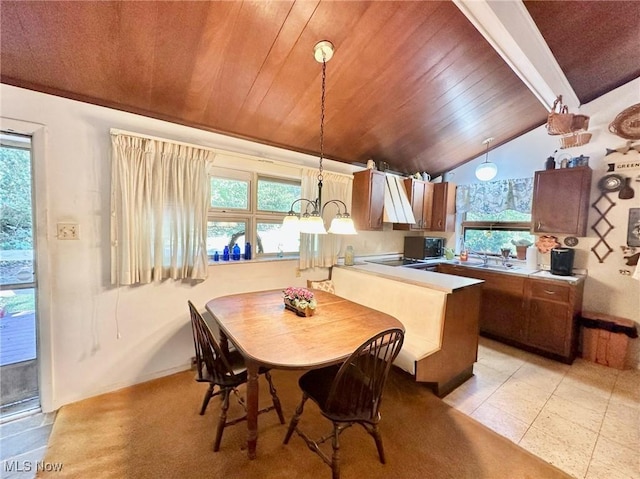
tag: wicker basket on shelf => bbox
[559,131,592,149]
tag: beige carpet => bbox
[39,368,572,479]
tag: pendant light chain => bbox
[318,56,326,183]
[280,40,356,235]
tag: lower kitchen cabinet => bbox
[482,279,527,343]
[525,278,583,360]
[438,264,526,343]
[437,264,584,363]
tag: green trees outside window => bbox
[1,146,32,250]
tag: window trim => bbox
[462,221,532,232]
[461,221,532,257]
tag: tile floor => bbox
[1,337,638,479]
[0,410,56,479]
[444,337,640,479]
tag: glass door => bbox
[0,132,38,417]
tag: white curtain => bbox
[299,169,353,269]
[110,134,213,285]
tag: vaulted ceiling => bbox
[1,1,639,177]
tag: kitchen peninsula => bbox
[331,263,483,396]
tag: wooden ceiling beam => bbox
[454,0,580,110]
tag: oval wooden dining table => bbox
[205,288,404,459]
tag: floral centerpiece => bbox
[283,287,317,317]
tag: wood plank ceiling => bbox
[1,1,639,177]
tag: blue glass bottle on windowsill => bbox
[222,245,230,261]
[213,251,219,262]
[244,242,252,260]
[232,243,241,261]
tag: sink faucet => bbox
[470,251,490,266]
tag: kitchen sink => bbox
[449,260,521,271]
[470,264,521,271]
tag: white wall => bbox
[1,84,389,410]
[448,78,640,367]
[2,78,638,411]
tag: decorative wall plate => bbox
[609,103,640,140]
[564,236,579,247]
[597,174,624,192]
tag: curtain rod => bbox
[110,128,221,155]
[109,128,354,178]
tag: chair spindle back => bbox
[188,301,237,383]
[325,328,404,420]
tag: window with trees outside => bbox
[462,210,534,258]
[457,177,534,258]
[208,168,301,259]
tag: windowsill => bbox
[208,255,299,265]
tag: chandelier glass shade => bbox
[282,41,357,236]
[475,137,498,181]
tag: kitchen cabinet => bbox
[531,167,592,236]
[351,169,385,231]
[525,278,582,359]
[393,178,434,231]
[431,182,456,232]
[436,264,584,363]
[437,264,527,342]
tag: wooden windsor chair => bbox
[283,327,405,479]
[188,300,285,451]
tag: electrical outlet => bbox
[57,223,79,240]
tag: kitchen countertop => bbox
[341,263,484,293]
[439,259,586,284]
[529,270,586,284]
[353,257,586,286]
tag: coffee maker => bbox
[550,248,575,276]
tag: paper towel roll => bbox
[526,246,537,270]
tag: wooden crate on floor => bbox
[580,311,638,369]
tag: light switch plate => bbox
[57,223,79,240]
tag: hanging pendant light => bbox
[475,137,498,181]
[282,41,357,236]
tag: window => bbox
[210,177,249,210]
[456,178,534,258]
[462,210,534,256]
[207,168,301,258]
[257,177,301,213]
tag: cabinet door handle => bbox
[543,289,556,295]
[537,221,542,230]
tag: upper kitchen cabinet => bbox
[531,167,592,236]
[431,182,456,232]
[352,169,385,231]
[393,178,434,231]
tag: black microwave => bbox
[404,236,445,260]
